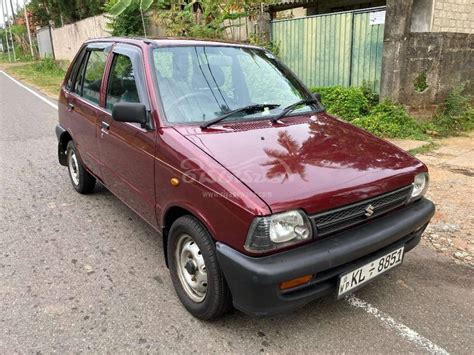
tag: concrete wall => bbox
[275,7,307,19]
[401,32,473,117]
[51,13,249,61]
[381,0,473,118]
[51,15,110,61]
[431,0,474,33]
[380,0,414,103]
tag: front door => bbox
[97,44,157,227]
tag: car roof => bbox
[84,37,263,50]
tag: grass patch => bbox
[408,142,438,156]
[5,58,66,98]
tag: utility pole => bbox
[0,0,11,61]
[23,2,34,57]
[8,0,14,22]
[4,0,15,61]
[140,8,147,38]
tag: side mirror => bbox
[312,92,322,103]
[112,102,149,129]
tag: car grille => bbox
[310,185,413,238]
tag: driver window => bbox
[106,54,140,111]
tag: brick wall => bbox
[431,0,474,33]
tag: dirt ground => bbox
[416,132,474,267]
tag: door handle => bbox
[101,121,110,131]
[67,102,74,111]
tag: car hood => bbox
[174,113,425,214]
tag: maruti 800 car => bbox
[55,38,435,320]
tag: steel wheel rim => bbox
[68,151,80,186]
[175,234,208,303]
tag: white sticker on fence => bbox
[370,11,386,25]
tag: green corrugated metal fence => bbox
[271,8,385,93]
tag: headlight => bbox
[244,210,313,253]
[410,173,429,201]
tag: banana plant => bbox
[109,0,155,36]
[109,0,154,16]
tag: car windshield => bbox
[152,45,314,124]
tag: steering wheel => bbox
[169,92,217,108]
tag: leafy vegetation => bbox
[0,26,35,61]
[105,0,274,44]
[5,58,66,97]
[311,85,473,140]
[311,86,370,120]
[104,0,147,36]
[413,72,428,92]
[27,0,106,27]
[431,86,474,137]
[352,100,428,139]
[153,0,236,38]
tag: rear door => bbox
[65,43,111,177]
[97,44,157,227]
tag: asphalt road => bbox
[1,71,473,354]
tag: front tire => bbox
[66,141,96,194]
[168,215,232,320]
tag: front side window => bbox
[79,49,108,105]
[106,54,140,110]
[153,46,312,124]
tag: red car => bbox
[56,38,435,319]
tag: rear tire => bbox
[66,140,96,194]
[168,215,232,320]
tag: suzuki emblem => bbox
[364,204,375,217]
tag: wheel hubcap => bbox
[175,234,208,302]
[68,151,80,186]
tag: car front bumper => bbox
[216,198,435,316]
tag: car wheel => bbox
[168,215,232,320]
[66,140,96,194]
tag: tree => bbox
[106,0,266,38]
[104,0,146,36]
[107,0,153,36]
[27,0,107,27]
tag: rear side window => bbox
[76,49,108,105]
[106,54,140,110]
[66,48,86,91]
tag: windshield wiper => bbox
[201,104,280,129]
[270,98,321,123]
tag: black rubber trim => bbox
[55,124,68,166]
[55,124,66,141]
[216,198,435,316]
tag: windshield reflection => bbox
[153,46,311,124]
